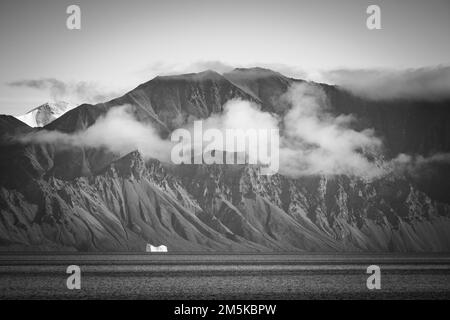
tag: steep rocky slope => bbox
[46,70,259,134]
[1,149,449,252]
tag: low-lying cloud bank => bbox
[161,61,450,102]
[241,63,450,102]
[8,78,121,105]
[279,83,384,178]
[139,60,234,77]
[392,153,450,173]
[322,66,450,101]
[15,106,172,162]
[13,83,450,180]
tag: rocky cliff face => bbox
[1,150,449,252]
[1,68,450,252]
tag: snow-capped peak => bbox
[16,101,72,127]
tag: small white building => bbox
[146,244,168,252]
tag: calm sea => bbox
[1,253,449,299]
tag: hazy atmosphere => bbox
[2,0,450,303]
[1,0,450,115]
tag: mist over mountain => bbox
[1,68,450,252]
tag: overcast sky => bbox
[1,0,450,115]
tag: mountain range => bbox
[1,68,450,252]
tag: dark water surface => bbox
[1,253,449,299]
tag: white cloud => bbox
[13,83,450,180]
[15,105,172,162]
[322,66,450,101]
[8,78,122,106]
[278,83,385,178]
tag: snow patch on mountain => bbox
[16,101,72,127]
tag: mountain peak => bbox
[233,67,273,72]
[26,101,70,114]
[153,69,224,83]
[16,101,72,127]
[226,67,286,79]
[197,69,222,76]
[223,67,293,112]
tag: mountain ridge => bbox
[1,68,450,252]
[1,149,449,251]
[42,68,450,156]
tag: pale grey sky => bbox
[1,0,450,115]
